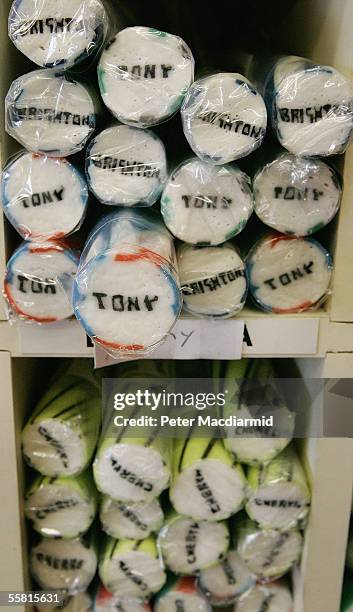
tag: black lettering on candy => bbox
[92,293,159,312]
[278,104,342,124]
[35,552,83,571]
[263,261,314,290]
[274,186,324,201]
[181,195,232,209]
[17,275,56,295]
[13,106,94,127]
[198,110,265,140]
[21,187,65,209]
[117,64,174,79]
[119,560,149,592]
[185,522,199,564]
[91,155,160,178]
[111,458,153,492]
[194,469,221,514]
[182,267,245,296]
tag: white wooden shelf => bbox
[1,311,353,359]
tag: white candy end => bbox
[273,57,353,156]
[178,242,247,317]
[170,458,245,521]
[253,153,341,236]
[100,497,164,540]
[161,159,253,245]
[182,73,267,163]
[2,152,87,240]
[247,234,332,313]
[98,27,194,127]
[100,550,166,599]
[25,483,95,538]
[6,70,96,156]
[86,125,167,206]
[5,242,78,323]
[31,538,97,592]
[198,550,255,606]
[159,516,229,574]
[94,443,170,502]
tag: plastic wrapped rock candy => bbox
[267,56,353,156]
[245,446,311,530]
[181,73,267,164]
[4,241,79,323]
[24,470,97,539]
[98,26,194,127]
[94,584,151,612]
[1,151,88,241]
[6,70,97,156]
[8,0,108,69]
[178,242,248,318]
[85,124,167,206]
[30,534,97,593]
[154,576,212,612]
[73,209,181,356]
[161,159,253,245]
[93,410,171,502]
[100,496,164,540]
[215,360,294,466]
[253,152,342,236]
[21,374,100,477]
[158,512,229,575]
[170,438,246,521]
[197,550,255,607]
[99,535,166,599]
[234,515,303,582]
[247,233,333,313]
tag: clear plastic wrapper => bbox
[158,513,229,575]
[253,152,342,236]
[93,430,171,504]
[73,209,181,358]
[6,70,98,156]
[94,584,151,612]
[100,496,164,540]
[233,580,293,612]
[21,374,101,477]
[267,56,353,156]
[170,438,246,521]
[234,515,303,582]
[85,124,167,206]
[181,73,267,164]
[197,550,255,607]
[215,360,295,466]
[25,470,97,538]
[36,591,92,611]
[1,151,88,241]
[154,576,212,612]
[30,534,97,593]
[99,536,166,599]
[161,159,253,245]
[246,446,311,530]
[98,26,194,127]
[8,0,108,69]
[178,242,248,318]
[246,233,333,313]
[4,240,79,324]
